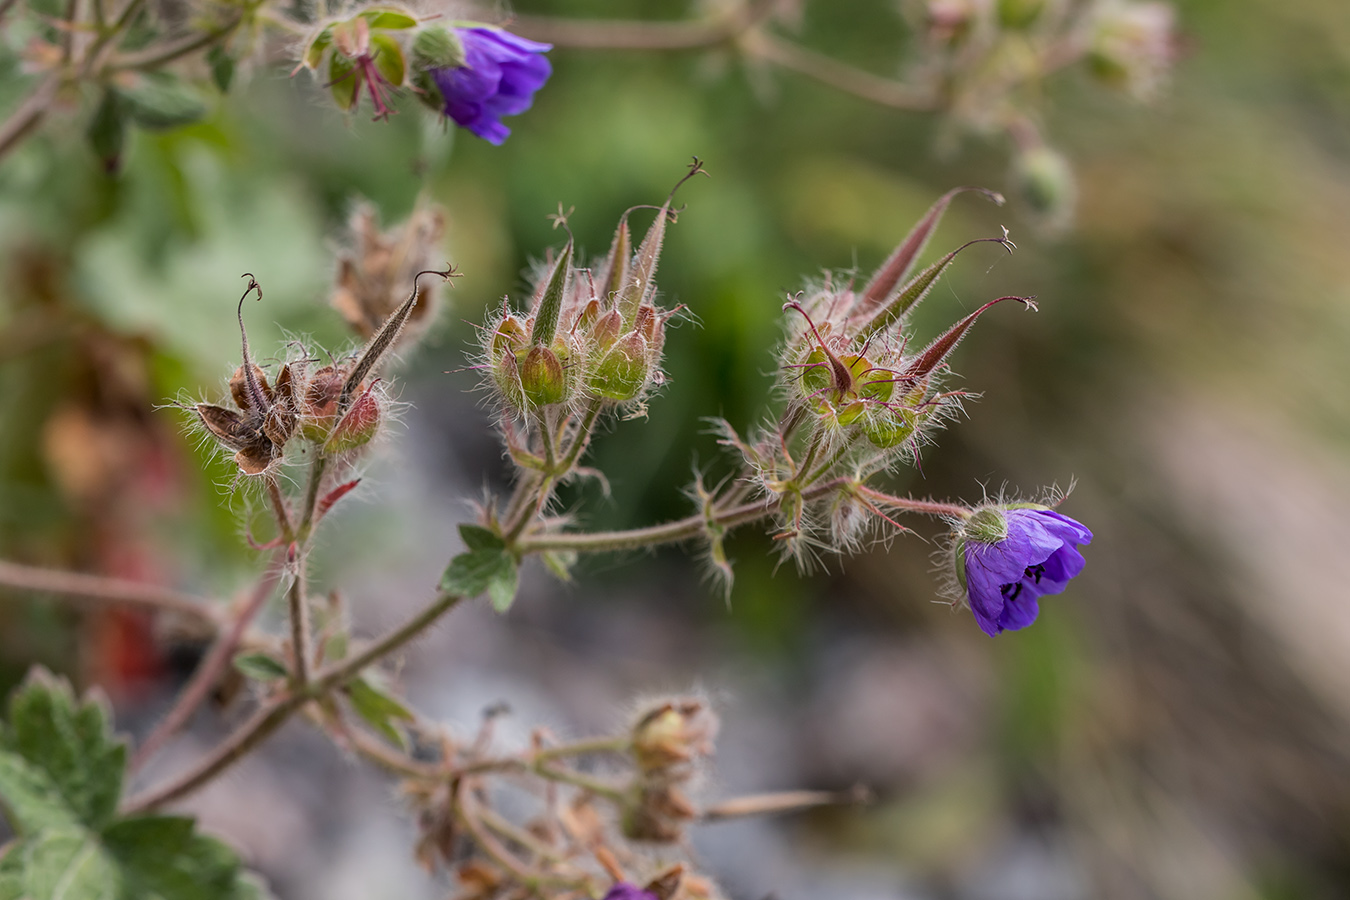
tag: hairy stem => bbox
[508,0,781,50]
[108,15,241,70]
[130,555,285,772]
[739,30,936,111]
[124,589,465,811]
[0,558,221,625]
[856,486,971,519]
[0,75,61,162]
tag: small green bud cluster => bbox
[484,190,689,417]
[775,189,1024,470]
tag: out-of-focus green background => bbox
[4,0,1350,897]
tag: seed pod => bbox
[590,333,649,401]
[519,345,566,408]
[324,386,382,453]
[590,310,622,350]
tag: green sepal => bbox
[411,69,444,111]
[440,525,520,613]
[369,31,406,87]
[529,240,573,347]
[302,24,334,70]
[356,6,418,30]
[411,24,464,70]
[329,53,359,111]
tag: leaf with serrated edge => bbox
[0,670,123,833]
[0,671,274,900]
[440,526,518,612]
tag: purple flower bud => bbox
[956,506,1092,637]
[426,27,552,145]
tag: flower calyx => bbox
[953,503,1093,636]
[299,6,419,120]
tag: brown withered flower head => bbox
[195,276,299,475]
[331,201,447,345]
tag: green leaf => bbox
[206,45,235,93]
[0,670,123,833]
[86,89,126,171]
[346,674,414,747]
[1,829,116,900]
[116,73,208,130]
[369,32,406,88]
[0,671,274,900]
[356,7,418,29]
[102,816,255,899]
[328,54,359,111]
[439,525,519,613]
[232,652,288,682]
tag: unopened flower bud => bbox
[490,314,527,359]
[493,351,526,411]
[590,332,650,401]
[631,700,717,775]
[1012,144,1076,229]
[324,385,382,453]
[301,365,345,441]
[519,345,566,408]
[411,24,465,71]
[590,309,622,350]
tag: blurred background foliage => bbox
[4,0,1350,898]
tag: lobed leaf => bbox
[440,525,520,613]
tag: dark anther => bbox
[1025,564,1045,584]
[1000,581,1023,602]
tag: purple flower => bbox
[958,506,1092,637]
[602,885,658,900]
[429,27,552,145]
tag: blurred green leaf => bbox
[0,669,123,834]
[117,73,208,130]
[86,89,127,171]
[0,670,272,900]
[232,652,288,682]
[346,673,414,747]
[207,45,235,94]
